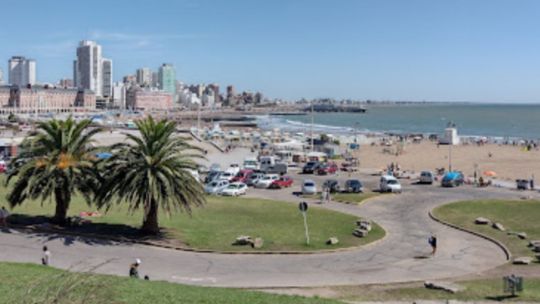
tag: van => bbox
[243,157,259,170]
[419,171,434,184]
[266,163,288,175]
[259,156,276,172]
[380,175,402,193]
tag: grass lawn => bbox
[333,278,540,302]
[2,180,384,252]
[332,192,378,204]
[0,262,341,304]
[433,200,540,258]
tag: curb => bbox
[428,210,511,261]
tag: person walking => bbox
[129,259,141,278]
[41,246,51,266]
[325,188,331,203]
[0,206,9,227]
[428,234,437,256]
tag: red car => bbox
[231,169,254,183]
[317,162,338,175]
[270,176,294,189]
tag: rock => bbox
[532,246,540,253]
[251,237,264,249]
[326,237,339,245]
[529,240,540,247]
[424,281,464,293]
[517,232,528,239]
[492,222,505,231]
[513,257,532,265]
[232,235,252,246]
[536,254,540,262]
[353,228,368,238]
[356,220,372,232]
[475,217,491,225]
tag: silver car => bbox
[302,179,318,195]
[204,180,229,194]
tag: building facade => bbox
[158,64,176,97]
[126,87,173,111]
[74,40,112,98]
[136,68,152,87]
[8,56,36,86]
[112,82,126,109]
[0,68,4,85]
[0,85,95,113]
[102,58,113,98]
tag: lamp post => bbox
[448,143,452,172]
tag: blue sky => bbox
[1,0,540,102]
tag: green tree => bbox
[6,118,102,225]
[97,116,205,234]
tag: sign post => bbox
[299,202,310,245]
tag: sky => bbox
[1,0,540,102]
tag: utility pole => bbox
[310,101,314,151]
[448,143,452,172]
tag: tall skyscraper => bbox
[8,56,36,86]
[0,68,4,85]
[102,58,113,98]
[158,63,176,97]
[136,68,152,86]
[74,40,112,98]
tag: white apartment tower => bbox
[136,68,152,86]
[0,68,4,85]
[8,56,36,86]
[74,40,112,98]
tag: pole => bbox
[310,102,314,151]
[197,103,201,136]
[302,211,310,245]
[448,143,452,172]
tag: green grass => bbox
[0,262,341,304]
[333,278,540,302]
[3,182,384,252]
[332,192,378,204]
[433,200,540,258]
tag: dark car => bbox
[302,161,320,174]
[441,172,464,187]
[323,179,340,193]
[344,179,364,193]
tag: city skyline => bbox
[2,0,540,102]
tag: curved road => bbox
[0,184,532,288]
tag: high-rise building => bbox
[158,63,176,97]
[151,72,159,88]
[0,68,4,85]
[136,68,152,87]
[74,40,112,98]
[112,82,126,109]
[58,78,74,88]
[8,56,36,86]
[102,58,113,98]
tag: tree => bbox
[5,118,102,225]
[97,116,205,234]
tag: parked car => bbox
[231,169,254,183]
[204,170,221,183]
[441,171,464,187]
[323,179,340,193]
[255,174,280,188]
[302,179,318,195]
[270,176,294,189]
[380,175,402,193]
[204,180,230,194]
[265,163,288,175]
[302,161,320,174]
[220,182,248,196]
[218,171,235,181]
[243,157,259,170]
[419,171,434,184]
[226,164,241,175]
[340,162,358,172]
[246,172,264,187]
[344,179,364,193]
[317,162,338,175]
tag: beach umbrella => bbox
[483,170,497,177]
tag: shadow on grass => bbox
[7,214,175,247]
[485,294,519,301]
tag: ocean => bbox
[257,103,540,140]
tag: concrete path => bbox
[1,181,531,288]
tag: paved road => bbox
[1,177,534,288]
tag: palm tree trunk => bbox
[53,187,70,226]
[141,200,159,234]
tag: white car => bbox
[220,182,248,196]
[204,180,229,194]
[419,171,434,184]
[255,174,279,188]
[226,164,241,176]
[380,175,402,193]
[302,179,318,195]
[218,171,235,181]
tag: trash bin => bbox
[516,179,529,190]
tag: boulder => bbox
[529,240,540,247]
[536,254,540,263]
[424,281,464,294]
[356,220,372,232]
[532,246,540,253]
[517,232,528,240]
[353,228,368,238]
[326,237,339,245]
[232,235,252,246]
[492,222,505,231]
[513,257,532,265]
[475,217,491,225]
[251,237,264,249]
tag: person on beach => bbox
[42,246,51,266]
[129,259,141,278]
[428,234,437,256]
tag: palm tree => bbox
[97,116,205,234]
[6,118,102,225]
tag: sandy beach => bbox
[357,141,540,181]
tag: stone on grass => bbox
[533,246,540,253]
[424,281,464,294]
[353,228,368,238]
[529,240,540,247]
[513,257,532,265]
[536,254,540,262]
[475,217,491,225]
[356,220,372,232]
[251,237,264,249]
[326,237,339,245]
[492,222,505,231]
[517,232,528,240]
[232,235,252,246]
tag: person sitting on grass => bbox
[129,259,141,278]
